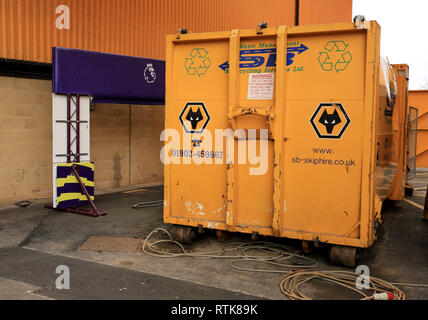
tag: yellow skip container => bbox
[163,19,411,265]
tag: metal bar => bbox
[71,164,104,216]
[66,94,71,163]
[76,94,80,162]
[170,23,362,44]
[412,107,418,180]
[424,185,428,220]
[407,106,418,181]
[225,29,240,232]
[359,21,380,246]
[163,34,174,221]
[56,120,88,123]
[132,200,163,209]
[295,0,300,26]
[55,153,88,157]
[272,25,287,236]
[45,204,106,217]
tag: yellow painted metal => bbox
[225,28,240,232]
[389,64,410,201]
[164,21,408,248]
[272,25,287,236]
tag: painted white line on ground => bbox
[411,194,426,198]
[403,198,424,210]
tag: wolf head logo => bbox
[186,107,204,130]
[319,109,342,134]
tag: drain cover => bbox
[79,236,142,253]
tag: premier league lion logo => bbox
[144,63,156,84]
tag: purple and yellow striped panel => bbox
[56,162,95,209]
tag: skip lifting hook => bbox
[353,15,366,29]
[176,28,190,39]
[256,22,268,34]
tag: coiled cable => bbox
[280,269,406,300]
[142,228,428,300]
[142,228,318,273]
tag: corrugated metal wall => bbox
[299,0,352,25]
[0,0,298,63]
[408,90,428,167]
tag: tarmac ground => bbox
[0,173,427,300]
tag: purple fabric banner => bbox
[52,47,165,105]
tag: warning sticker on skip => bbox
[247,73,275,100]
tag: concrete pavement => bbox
[0,178,427,300]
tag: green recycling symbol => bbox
[185,48,211,76]
[318,41,352,73]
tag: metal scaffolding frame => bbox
[48,94,106,217]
